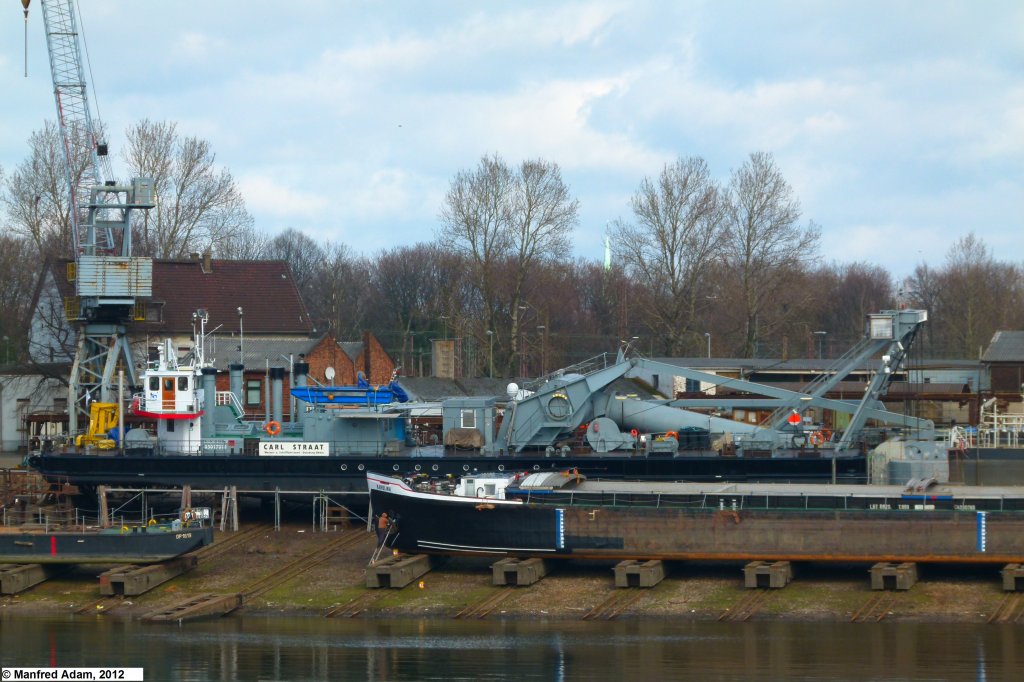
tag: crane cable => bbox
[74,0,104,129]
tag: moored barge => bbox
[0,512,214,564]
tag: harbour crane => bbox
[31,0,155,434]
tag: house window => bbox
[246,380,262,406]
[460,409,476,429]
[145,302,164,323]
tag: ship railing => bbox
[215,391,246,420]
[513,490,1018,512]
[977,411,1024,449]
[522,352,618,391]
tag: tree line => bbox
[1,119,1021,376]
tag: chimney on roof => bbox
[201,249,212,274]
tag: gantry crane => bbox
[33,0,155,434]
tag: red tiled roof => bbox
[49,258,313,335]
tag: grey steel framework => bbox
[40,1,154,432]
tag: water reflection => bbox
[1,616,1020,681]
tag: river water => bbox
[1,616,1020,681]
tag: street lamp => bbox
[237,307,244,367]
[814,330,828,360]
[486,330,494,379]
[704,332,711,359]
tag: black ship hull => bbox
[367,473,1024,564]
[28,450,867,501]
[0,525,214,564]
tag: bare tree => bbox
[613,157,725,355]
[124,119,253,258]
[723,152,820,357]
[0,122,79,258]
[802,262,894,354]
[930,234,1023,358]
[216,223,271,260]
[439,153,577,375]
[0,234,38,361]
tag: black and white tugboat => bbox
[367,471,1024,564]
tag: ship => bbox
[27,309,948,504]
[0,509,214,564]
[367,471,1024,564]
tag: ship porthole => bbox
[358,464,365,471]
[414,464,422,472]
[463,464,469,472]
[432,464,439,471]
[533,465,540,471]
[498,464,505,471]
[393,464,400,471]
[341,463,347,471]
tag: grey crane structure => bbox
[39,0,155,433]
[493,309,933,456]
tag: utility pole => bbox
[486,330,494,379]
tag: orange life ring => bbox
[665,431,678,440]
[265,420,281,437]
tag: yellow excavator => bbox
[74,402,119,449]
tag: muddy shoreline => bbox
[0,523,1015,623]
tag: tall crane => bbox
[34,0,155,434]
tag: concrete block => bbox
[492,557,548,586]
[743,561,793,589]
[1001,563,1024,592]
[0,563,64,594]
[99,556,197,596]
[366,554,433,588]
[614,560,665,588]
[870,562,918,590]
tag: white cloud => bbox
[173,32,218,60]
[237,174,330,221]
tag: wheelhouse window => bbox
[149,377,159,391]
[177,376,189,391]
[246,380,262,406]
[460,409,476,429]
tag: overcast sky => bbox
[1,1,1021,278]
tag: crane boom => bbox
[37,0,155,434]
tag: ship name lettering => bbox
[175,533,192,540]
[954,504,976,511]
